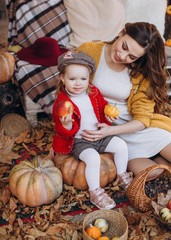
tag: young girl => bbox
[52,51,132,210]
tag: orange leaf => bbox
[9,197,17,212]
[46,223,68,235]
[1,186,11,204]
[15,130,29,144]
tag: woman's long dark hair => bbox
[110,22,169,113]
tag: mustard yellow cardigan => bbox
[77,42,171,132]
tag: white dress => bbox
[93,46,171,160]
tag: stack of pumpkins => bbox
[0,51,15,85]
[53,153,116,190]
[0,51,18,118]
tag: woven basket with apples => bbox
[151,190,171,229]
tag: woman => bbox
[77,22,171,180]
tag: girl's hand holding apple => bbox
[60,112,74,130]
[56,100,74,130]
[55,100,74,117]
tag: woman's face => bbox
[110,34,146,64]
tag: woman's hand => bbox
[81,123,112,141]
[81,119,146,141]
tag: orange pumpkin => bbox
[166,5,171,15]
[85,225,102,239]
[104,104,120,118]
[9,157,63,207]
[0,52,15,84]
[53,153,116,190]
[165,39,171,47]
[98,237,110,240]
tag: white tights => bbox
[79,136,128,191]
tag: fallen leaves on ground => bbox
[0,119,171,240]
[0,130,20,163]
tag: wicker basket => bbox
[0,113,30,137]
[83,209,128,240]
[126,164,171,212]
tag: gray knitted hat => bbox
[58,51,96,74]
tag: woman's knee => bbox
[127,158,163,180]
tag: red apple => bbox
[167,200,171,210]
[55,100,74,117]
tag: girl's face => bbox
[61,64,90,95]
[110,34,146,64]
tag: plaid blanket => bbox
[6,0,71,48]
[14,58,60,114]
[6,0,18,44]
[7,0,71,113]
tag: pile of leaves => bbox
[151,190,171,228]
[0,119,171,240]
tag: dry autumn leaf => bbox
[9,212,16,225]
[46,223,68,235]
[0,129,21,163]
[1,186,11,204]
[151,190,171,215]
[9,197,18,211]
[26,226,47,238]
[35,129,44,139]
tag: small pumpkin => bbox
[166,5,171,15]
[165,39,171,47]
[0,52,15,84]
[98,237,110,240]
[104,104,120,118]
[85,224,102,239]
[9,157,63,207]
[94,218,109,233]
[53,153,116,190]
[160,207,171,222]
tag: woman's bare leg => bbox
[154,155,171,167]
[127,158,163,180]
[159,143,171,164]
[128,143,171,180]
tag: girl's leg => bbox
[104,136,128,174]
[104,136,132,188]
[79,148,100,190]
[79,148,116,209]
